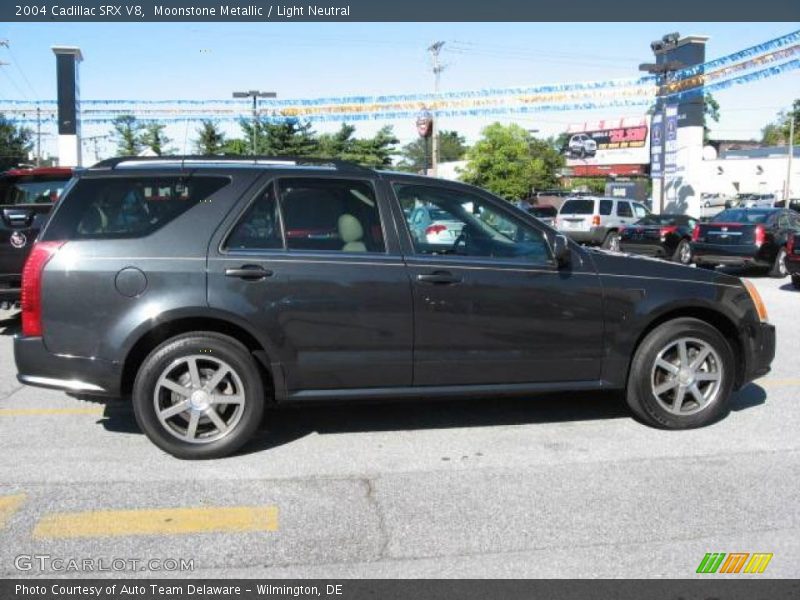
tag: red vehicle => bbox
[0,167,74,307]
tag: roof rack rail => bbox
[90,155,375,174]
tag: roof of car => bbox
[2,166,74,178]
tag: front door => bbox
[392,181,604,386]
[208,175,413,394]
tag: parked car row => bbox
[12,157,774,458]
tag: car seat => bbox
[338,214,367,252]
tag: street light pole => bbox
[232,90,277,155]
[787,116,795,203]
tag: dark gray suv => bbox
[15,157,775,459]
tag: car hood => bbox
[586,248,743,287]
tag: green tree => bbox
[398,130,468,172]
[338,125,399,167]
[460,123,564,200]
[195,121,226,155]
[111,115,144,156]
[140,123,172,156]
[703,93,720,144]
[0,113,32,171]
[761,99,800,145]
[234,117,317,156]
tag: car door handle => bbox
[417,272,462,285]
[224,265,273,281]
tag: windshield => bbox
[711,209,771,224]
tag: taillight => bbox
[425,224,447,235]
[591,215,600,227]
[788,233,795,254]
[660,225,678,241]
[21,241,64,337]
[691,225,701,242]
[754,224,766,247]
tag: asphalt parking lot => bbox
[0,271,798,579]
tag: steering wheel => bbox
[451,228,469,255]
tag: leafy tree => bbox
[460,123,564,200]
[195,121,226,155]
[111,115,144,156]
[234,117,317,156]
[761,99,800,145]
[0,113,32,171]
[398,130,468,172]
[140,123,172,156]
[703,93,720,144]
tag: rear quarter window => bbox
[43,176,229,240]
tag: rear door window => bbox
[616,202,633,217]
[43,176,229,240]
[599,200,613,215]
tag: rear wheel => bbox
[626,318,734,429]
[132,332,265,459]
[603,231,621,251]
[769,247,788,278]
[672,239,692,265]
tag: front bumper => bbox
[14,335,122,397]
[739,321,776,388]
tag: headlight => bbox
[742,279,768,323]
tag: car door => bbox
[207,174,413,396]
[615,200,636,228]
[391,180,604,386]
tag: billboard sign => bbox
[664,104,678,175]
[561,116,650,167]
[650,113,663,178]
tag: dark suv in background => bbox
[14,157,775,459]
[0,167,74,307]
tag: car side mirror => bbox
[553,234,571,268]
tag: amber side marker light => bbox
[742,279,768,323]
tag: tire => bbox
[626,318,734,429]
[792,274,800,290]
[769,247,788,278]
[132,332,265,459]
[602,231,620,251]
[672,239,692,265]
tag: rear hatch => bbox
[557,199,595,232]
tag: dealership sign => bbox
[664,104,678,175]
[562,116,650,167]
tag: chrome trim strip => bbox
[20,375,105,392]
[597,273,741,288]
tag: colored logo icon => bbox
[696,552,773,574]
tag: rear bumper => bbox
[0,275,21,302]
[740,321,776,387]
[14,335,122,397]
[619,241,670,258]
[563,227,607,245]
[692,243,770,267]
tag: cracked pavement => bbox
[0,274,799,578]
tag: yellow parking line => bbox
[33,505,279,539]
[758,378,800,388]
[0,407,104,416]
[0,494,26,529]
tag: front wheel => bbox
[626,318,734,429]
[769,247,788,278]
[132,332,265,459]
[672,239,692,265]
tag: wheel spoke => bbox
[677,340,689,368]
[187,358,202,389]
[672,386,686,414]
[186,411,200,440]
[656,358,679,375]
[205,408,228,433]
[694,371,721,382]
[688,383,705,405]
[203,366,230,392]
[654,379,678,396]
[160,379,192,398]
[211,393,244,405]
[159,399,190,419]
[689,347,711,371]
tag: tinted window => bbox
[617,201,633,217]
[278,178,385,253]
[529,206,557,217]
[711,209,772,224]
[636,214,689,226]
[599,200,613,215]
[225,184,282,251]
[43,176,229,240]
[0,176,71,206]
[395,183,551,264]
[560,199,594,215]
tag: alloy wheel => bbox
[154,355,246,444]
[650,337,723,416]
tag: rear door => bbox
[614,200,637,228]
[558,198,596,233]
[207,175,413,396]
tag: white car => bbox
[407,205,465,246]
[567,134,597,158]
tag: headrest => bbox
[338,214,364,243]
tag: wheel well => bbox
[629,307,744,387]
[120,318,273,398]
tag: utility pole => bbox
[35,106,41,166]
[428,41,445,177]
[787,115,795,203]
[232,90,277,155]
